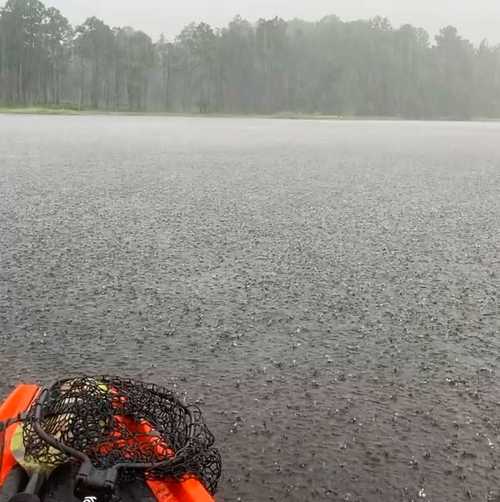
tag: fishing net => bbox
[22,376,222,494]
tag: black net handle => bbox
[30,386,203,502]
[32,389,87,464]
[32,388,197,472]
[23,377,221,498]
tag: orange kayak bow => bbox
[0,381,218,502]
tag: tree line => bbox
[1,0,500,118]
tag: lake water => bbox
[0,115,499,501]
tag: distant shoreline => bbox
[0,107,498,122]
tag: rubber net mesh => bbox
[23,376,222,494]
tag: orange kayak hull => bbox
[0,384,216,501]
[0,384,40,485]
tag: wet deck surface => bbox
[0,115,499,501]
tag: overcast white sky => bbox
[47,0,500,44]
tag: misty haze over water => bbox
[1,0,500,118]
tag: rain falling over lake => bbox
[0,115,499,501]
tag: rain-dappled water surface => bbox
[0,115,499,502]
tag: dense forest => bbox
[1,0,500,118]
